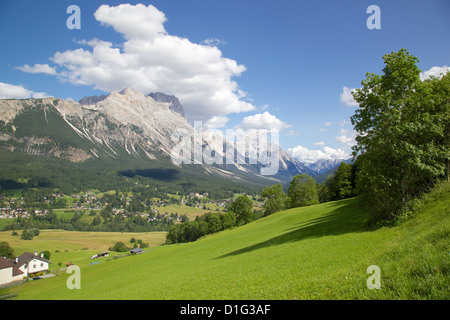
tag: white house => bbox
[0,252,51,285]
[15,252,51,277]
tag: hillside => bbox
[2,182,448,300]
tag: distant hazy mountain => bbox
[308,158,354,183]
[304,159,346,174]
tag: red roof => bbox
[0,257,12,270]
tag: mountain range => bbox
[0,88,347,189]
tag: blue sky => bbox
[1,0,449,162]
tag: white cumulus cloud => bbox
[15,64,57,75]
[239,112,291,131]
[204,115,229,130]
[0,82,49,99]
[94,3,167,40]
[42,3,255,122]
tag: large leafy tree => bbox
[288,174,319,208]
[261,183,287,216]
[351,49,449,224]
[228,195,256,225]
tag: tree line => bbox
[261,163,357,217]
[166,195,259,244]
[3,210,174,233]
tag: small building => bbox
[91,251,109,259]
[130,248,143,255]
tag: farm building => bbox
[91,251,109,259]
[130,248,143,255]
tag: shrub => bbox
[109,241,129,252]
[43,250,51,260]
[0,241,15,259]
[21,229,34,240]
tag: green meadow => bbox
[0,230,167,272]
[1,183,448,300]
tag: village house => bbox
[15,251,51,277]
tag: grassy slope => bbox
[0,230,167,276]
[3,183,449,300]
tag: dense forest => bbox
[0,148,259,197]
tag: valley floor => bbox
[1,182,448,300]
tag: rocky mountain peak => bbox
[79,89,186,118]
[79,94,108,106]
[119,87,146,98]
[147,92,185,118]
